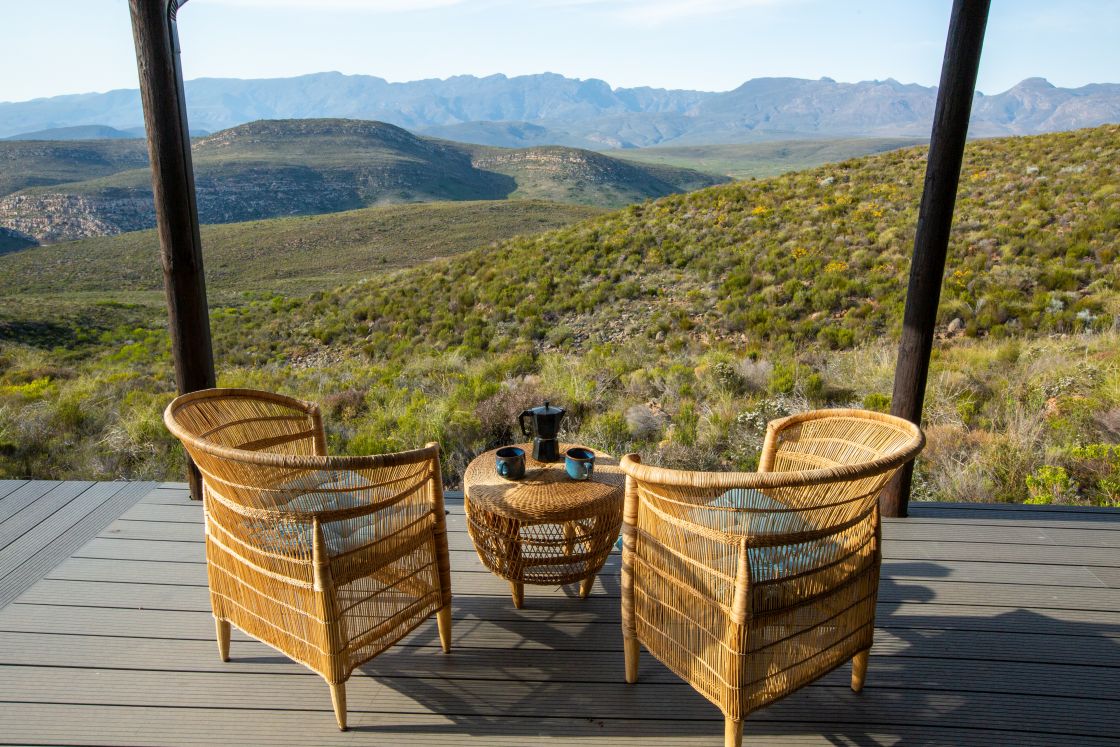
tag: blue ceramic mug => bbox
[496,446,526,480]
[565,447,595,480]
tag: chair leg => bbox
[214,618,230,662]
[851,649,870,692]
[623,636,639,683]
[510,580,524,609]
[437,606,452,653]
[329,682,347,731]
[724,717,743,747]
[579,575,595,599]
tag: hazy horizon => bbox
[6,68,1114,107]
[2,0,1118,103]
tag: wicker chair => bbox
[619,409,924,747]
[164,388,453,731]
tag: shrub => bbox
[1025,465,1078,504]
[862,392,891,412]
[626,404,666,440]
[768,362,798,395]
[474,380,545,450]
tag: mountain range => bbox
[1,72,1116,148]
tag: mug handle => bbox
[498,461,509,477]
[582,462,592,479]
[519,410,534,437]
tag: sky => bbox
[1,0,1117,103]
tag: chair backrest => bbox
[761,408,923,477]
[620,409,924,614]
[164,388,443,560]
[165,387,327,458]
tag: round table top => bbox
[463,443,625,523]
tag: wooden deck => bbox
[0,480,1118,746]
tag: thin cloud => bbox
[621,0,787,25]
[194,0,786,21]
[530,0,789,25]
[193,0,465,11]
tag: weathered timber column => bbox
[130,0,215,500]
[882,0,990,517]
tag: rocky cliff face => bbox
[473,147,650,183]
[0,192,153,243]
[0,167,365,243]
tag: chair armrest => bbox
[308,405,328,456]
[757,418,782,473]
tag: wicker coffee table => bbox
[463,443,625,608]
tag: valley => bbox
[0,119,932,248]
[0,199,603,297]
[612,138,925,181]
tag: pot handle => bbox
[519,410,534,437]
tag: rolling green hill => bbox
[0,119,720,243]
[0,228,36,254]
[0,199,601,296]
[470,145,724,205]
[214,125,1118,362]
[613,137,925,180]
[2,125,1118,506]
[0,139,148,198]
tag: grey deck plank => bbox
[884,522,1120,547]
[76,529,1120,569]
[7,595,1119,641]
[881,539,1120,566]
[0,482,155,609]
[2,665,1117,739]
[119,499,1120,530]
[912,501,1119,514]
[49,540,1115,590]
[0,483,104,572]
[119,503,201,523]
[1088,566,1120,589]
[86,512,1120,568]
[21,567,1120,613]
[142,486,195,504]
[3,629,1117,701]
[97,514,1120,556]
[0,481,93,546]
[0,480,59,524]
[0,480,29,502]
[10,581,1120,668]
[6,703,1109,747]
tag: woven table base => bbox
[463,443,624,608]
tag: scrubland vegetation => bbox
[1,125,1117,506]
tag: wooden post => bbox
[129,0,215,501]
[883,0,990,517]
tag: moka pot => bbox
[519,401,566,462]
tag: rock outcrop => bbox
[0,192,153,243]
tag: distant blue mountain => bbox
[0,72,1116,147]
[3,125,141,141]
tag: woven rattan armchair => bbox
[164,388,453,731]
[620,409,924,747]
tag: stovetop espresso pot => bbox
[519,401,565,462]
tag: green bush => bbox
[1025,465,1077,505]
